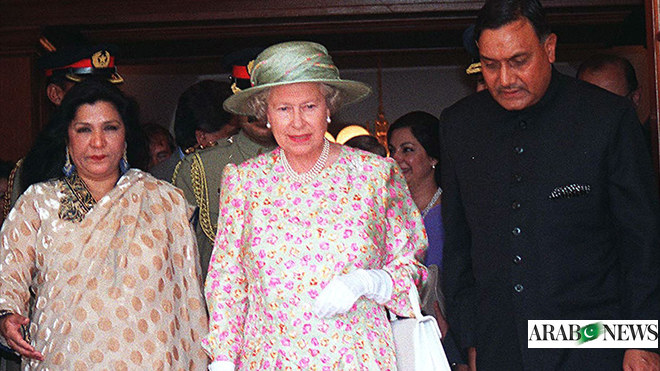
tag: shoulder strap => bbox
[171,158,183,184]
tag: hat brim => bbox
[65,72,124,84]
[223,79,372,116]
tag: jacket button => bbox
[513,255,522,264]
[514,146,524,154]
[514,284,524,292]
[512,227,521,236]
[519,121,527,129]
[512,201,521,210]
[513,174,522,182]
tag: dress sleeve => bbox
[379,160,429,317]
[0,186,40,317]
[202,163,249,363]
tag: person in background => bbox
[143,123,176,170]
[150,80,241,182]
[344,134,387,156]
[387,111,466,369]
[203,41,428,370]
[577,53,651,150]
[577,54,640,107]
[0,80,208,370]
[463,25,488,92]
[440,0,659,368]
[388,111,442,267]
[38,44,124,107]
[176,81,241,154]
[173,52,276,275]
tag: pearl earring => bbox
[266,122,272,129]
[326,116,331,124]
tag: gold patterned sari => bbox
[0,169,208,370]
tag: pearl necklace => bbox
[421,187,443,218]
[281,139,330,184]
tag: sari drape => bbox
[0,169,208,370]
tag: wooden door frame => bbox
[647,0,660,174]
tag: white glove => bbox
[208,360,235,371]
[313,269,393,318]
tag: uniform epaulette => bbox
[183,140,220,155]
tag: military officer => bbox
[150,80,240,182]
[173,48,275,275]
[463,25,487,92]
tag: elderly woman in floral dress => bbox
[202,41,429,370]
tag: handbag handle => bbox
[407,284,424,320]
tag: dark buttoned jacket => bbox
[439,69,660,370]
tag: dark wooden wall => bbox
[0,0,647,162]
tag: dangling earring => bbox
[62,147,75,177]
[326,116,331,124]
[119,142,130,174]
[266,122,272,129]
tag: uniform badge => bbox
[92,50,111,68]
[247,59,255,75]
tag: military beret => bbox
[37,44,123,84]
[222,47,264,93]
[463,25,482,75]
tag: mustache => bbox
[497,85,526,94]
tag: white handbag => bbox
[389,285,452,371]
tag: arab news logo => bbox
[528,320,658,348]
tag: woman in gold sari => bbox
[0,80,208,370]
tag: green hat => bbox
[223,41,372,115]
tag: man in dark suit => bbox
[439,0,660,369]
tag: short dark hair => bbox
[174,80,234,150]
[474,0,551,43]
[21,79,147,190]
[577,54,639,94]
[387,111,441,184]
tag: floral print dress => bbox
[202,146,428,370]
